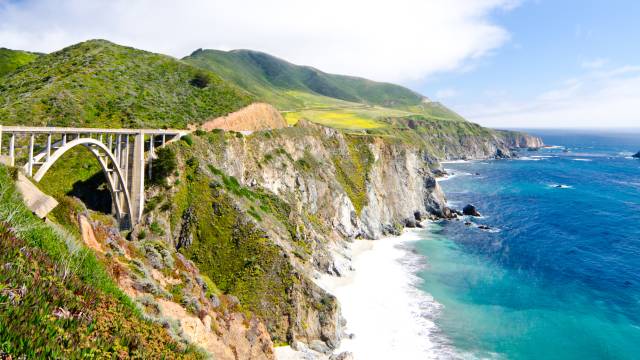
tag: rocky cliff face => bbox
[495,130,544,149]
[145,117,540,356]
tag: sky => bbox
[1,0,638,129]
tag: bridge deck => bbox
[0,125,188,136]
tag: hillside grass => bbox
[0,165,201,358]
[0,48,40,77]
[0,40,253,129]
[183,48,424,109]
[284,109,387,130]
[182,47,472,132]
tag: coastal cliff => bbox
[138,112,542,356]
[496,129,545,149]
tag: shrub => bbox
[189,71,210,89]
[150,221,165,236]
[151,147,177,185]
[181,135,194,146]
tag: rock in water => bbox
[404,218,417,228]
[463,204,481,217]
[633,151,640,158]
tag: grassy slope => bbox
[183,49,424,109]
[0,165,200,359]
[0,48,40,77]
[183,49,468,130]
[0,40,252,129]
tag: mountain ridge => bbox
[183,48,427,109]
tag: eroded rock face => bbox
[158,118,531,354]
[496,130,545,149]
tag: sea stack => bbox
[463,204,482,217]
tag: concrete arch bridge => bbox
[0,125,188,229]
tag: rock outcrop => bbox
[496,130,544,149]
[463,204,481,217]
[633,151,640,158]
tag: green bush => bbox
[189,71,210,89]
[181,135,194,146]
[150,147,177,185]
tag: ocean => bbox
[323,130,640,360]
[417,129,640,359]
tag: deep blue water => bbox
[416,130,640,359]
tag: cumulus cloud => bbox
[460,65,640,128]
[0,0,516,82]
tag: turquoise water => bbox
[416,130,640,359]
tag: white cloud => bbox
[460,65,640,128]
[0,0,517,82]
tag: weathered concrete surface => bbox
[1,155,58,218]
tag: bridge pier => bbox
[129,132,145,225]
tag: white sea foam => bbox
[572,158,592,162]
[441,159,472,164]
[437,170,473,182]
[317,229,457,360]
[516,156,542,161]
[549,184,573,189]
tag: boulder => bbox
[403,218,417,228]
[462,204,481,217]
[330,352,355,360]
[432,168,448,178]
[633,151,640,159]
[309,340,331,354]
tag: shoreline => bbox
[316,227,453,360]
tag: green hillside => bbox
[0,40,252,128]
[183,49,425,109]
[0,166,201,358]
[0,48,40,77]
[183,48,467,130]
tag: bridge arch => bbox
[33,137,134,228]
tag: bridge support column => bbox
[28,134,34,177]
[46,133,52,161]
[128,132,145,225]
[9,134,15,167]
